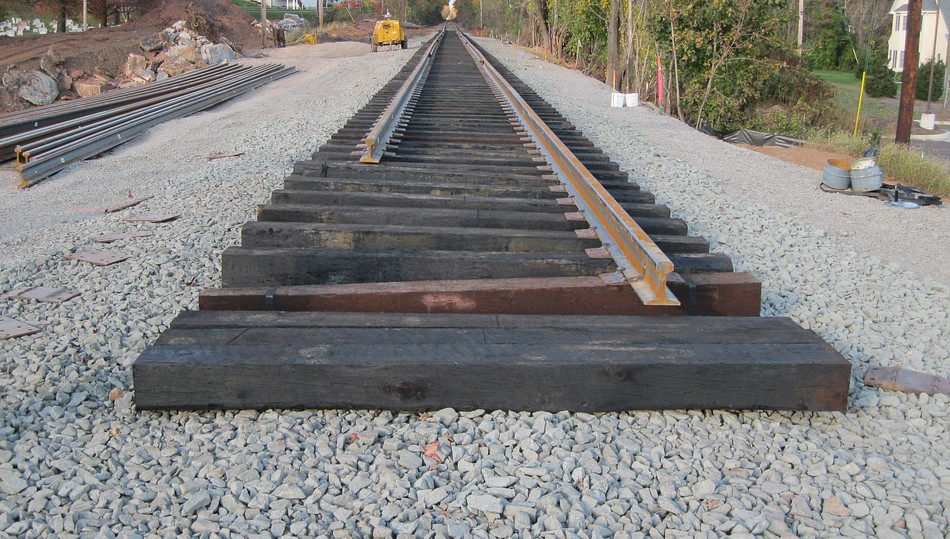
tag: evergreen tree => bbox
[916,59,945,101]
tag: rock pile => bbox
[113,20,241,90]
[0,20,241,108]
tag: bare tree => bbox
[840,0,892,50]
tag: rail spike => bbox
[456,28,679,306]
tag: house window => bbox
[903,14,907,31]
[900,50,906,67]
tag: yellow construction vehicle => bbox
[291,31,318,45]
[371,13,407,52]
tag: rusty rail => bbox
[457,31,678,306]
[360,28,445,163]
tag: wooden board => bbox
[133,311,850,411]
[221,247,616,287]
[200,274,761,316]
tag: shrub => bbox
[916,59,945,101]
[856,49,898,98]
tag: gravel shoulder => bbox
[0,35,946,538]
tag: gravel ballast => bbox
[1,35,948,538]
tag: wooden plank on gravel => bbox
[269,190,568,213]
[220,247,616,287]
[199,273,762,317]
[240,222,601,253]
[281,176,562,198]
[159,317,824,345]
[133,312,851,411]
[256,204,587,231]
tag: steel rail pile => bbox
[0,63,295,187]
[0,63,244,146]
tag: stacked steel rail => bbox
[0,62,295,187]
[133,27,850,412]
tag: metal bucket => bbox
[850,166,884,192]
[822,159,851,189]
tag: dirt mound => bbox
[0,0,259,74]
[130,0,261,50]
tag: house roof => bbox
[892,0,950,22]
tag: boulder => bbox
[18,71,58,105]
[124,53,148,77]
[165,44,201,64]
[74,80,106,97]
[200,43,237,65]
[40,47,64,78]
[131,67,156,83]
[40,47,70,91]
[140,39,163,52]
[157,55,195,78]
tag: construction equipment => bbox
[371,13,407,52]
[291,31,317,45]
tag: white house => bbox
[888,0,950,71]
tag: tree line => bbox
[454,0,895,133]
[1,0,149,32]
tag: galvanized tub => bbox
[822,159,851,189]
[850,166,884,192]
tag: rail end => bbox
[360,138,381,164]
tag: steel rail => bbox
[360,28,446,163]
[0,65,249,162]
[0,63,239,124]
[16,64,295,187]
[457,31,679,306]
[17,65,268,162]
[0,63,244,139]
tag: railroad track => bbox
[134,26,850,411]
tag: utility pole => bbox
[319,0,324,29]
[261,0,267,48]
[82,0,87,30]
[896,0,923,144]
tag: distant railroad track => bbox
[133,25,850,412]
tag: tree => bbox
[804,0,851,69]
[653,0,789,128]
[860,49,897,98]
[607,0,619,88]
[532,0,552,49]
[839,0,892,52]
[916,59,945,101]
[20,0,81,32]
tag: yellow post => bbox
[853,70,867,138]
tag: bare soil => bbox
[0,0,260,79]
[0,2,428,75]
[735,144,852,173]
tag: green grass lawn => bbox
[812,69,896,122]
